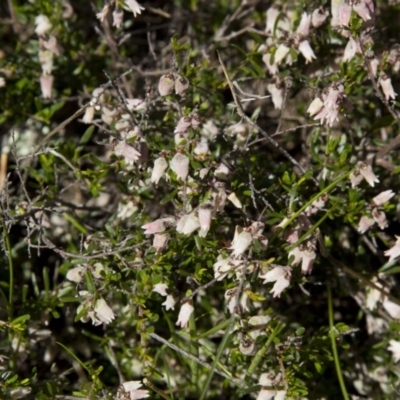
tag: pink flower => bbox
[349,170,364,188]
[288,244,316,274]
[174,74,189,95]
[343,36,361,62]
[358,161,379,187]
[112,9,124,28]
[296,12,311,36]
[40,75,54,98]
[176,302,194,328]
[142,217,175,235]
[126,98,146,111]
[122,380,149,399]
[372,209,388,230]
[372,190,395,207]
[213,256,241,280]
[158,73,175,96]
[174,116,192,133]
[265,7,280,34]
[384,236,400,262]
[170,153,189,181]
[153,234,168,253]
[312,7,329,28]
[125,0,145,17]
[353,0,374,21]
[114,141,141,165]
[339,3,352,27]
[357,216,375,233]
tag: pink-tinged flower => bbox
[305,194,327,216]
[267,82,284,109]
[125,0,145,17]
[201,119,219,140]
[369,56,379,77]
[62,2,74,19]
[96,3,111,21]
[42,35,60,55]
[82,106,95,124]
[307,97,324,117]
[384,236,400,262]
[357,215,375,233]
[312,7,329,28]
[198,205,213,237]
[151,157,168,184]
[300,249,316,274]
[114,141,141,165]
[230,228,252,258]
[339,3,352,26]
[153,283,168,296]
[265,7,280,34]
[176,302,194,328]
[358,161,379,187]
[126,98,146,111]
[174,117,192,133]
[343,36,361,62]
[288,245,316,274]
[353,0,374,21]
[296,12,311,36]
[262,53,279,75]
[228,192,242,209]
[174,74,189,95]
[94,298,115,325]
[274,44,290,65]
[158,73,175,96]
[40,75,54,98]
[274,391,287,400]
[373,209,388,230]
[380,74,397,100]
[190,114,201,129]
[112,9,124,28]
[162,294,176,310]
[153,234,168,253]
[298,40,316,63]
[176,213,200,235]
[349,169,364,188]
[372,190,395,206]
[170,153,189,181]
[259,266,291,298]
[142,217,175,235]
[66,266,85,283]
[122,380,149,399]
[388,340,400,362]
[35,15,52,36]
